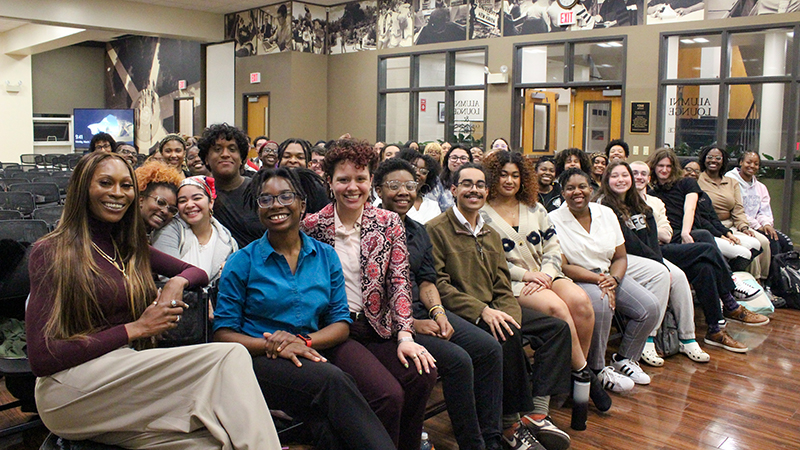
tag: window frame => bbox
[378,47,488,144]
[512,36,628,152]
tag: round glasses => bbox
[148,195,179,216]
[382,180,418,192]
[258,192,299,208]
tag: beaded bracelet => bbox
[398,336,415,344]
[431,310,445,321]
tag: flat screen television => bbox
[73,108,135,149]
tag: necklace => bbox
[91,240,128,280]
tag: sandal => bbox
[679,341,710,362]
[641,341,664,367]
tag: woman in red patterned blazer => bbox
[302,139,437,450]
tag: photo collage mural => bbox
[225,0,799,55]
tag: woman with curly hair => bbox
[135,161,183,235]
[554,148,592,178]
[301,139,437,450]
[481,150,610,411]
[397,149,442,224]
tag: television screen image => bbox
[74,108,135,149]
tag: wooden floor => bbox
[2,308,799,450]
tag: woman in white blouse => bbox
[549,168,661,392]
[481,151,612,410]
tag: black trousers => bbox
[251,350,395,450]
[477,307,571,415]
[662,241,734,326]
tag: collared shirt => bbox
[452,205,485,236]
[213,231,351,338]
[404,216,438,318]
[549,202,624,274]
[334,206,364,312]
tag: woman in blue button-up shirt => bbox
[213,167,394,450]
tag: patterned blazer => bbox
[301,203,413,338]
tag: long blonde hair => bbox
[40,152,156,341]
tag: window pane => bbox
[419,53,446,87]
[453,90,485,145]
[729,29,793,78]
[573,41,624,82]
[665,35,722,80]
[519,88,570,154]
[385,92,410,144]
[385,57,410,89]
[455,51,486,86]
[418,91,445,143]
[520,45,564,84]
[662,85,719,154]
[726,83,789,160]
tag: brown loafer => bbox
[723,305,770,326]
[703,330,748,353]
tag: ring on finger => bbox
[170,300,178,308]
[411,354,418,359]
[420,350,427,355]
[175,315,181,323]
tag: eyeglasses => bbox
[261,147,277,155]
[118,148,137,156]
[96,143,112,150]
[449,155,470,163]
[382,180,418,192]
[416,167,430,176]
[684,167,700,174]
[309,160,323,167]
[258,192,299,208]
[457,180,487,190]
[148,195,179,216]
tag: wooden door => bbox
[570,88,622,151]
[521,89,559,155]
[246,94,270,159]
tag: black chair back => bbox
[0,192,35,216]
[9,182,61,205]
[32,205,64,229]
[0,210,23,220]
[0,220,49,243]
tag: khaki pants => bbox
[35,343,281,450]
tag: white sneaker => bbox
[596,366,634,393]
[641,341,664,367]
[731,275,760,301]
[679,341,710,363]
[611,354,651,385]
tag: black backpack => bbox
[767,251,800,309]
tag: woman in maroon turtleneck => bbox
[26,152,281,449]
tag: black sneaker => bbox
[588,370,612,412]
[503,423,546,450]
[522,416,571,450]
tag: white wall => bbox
[0,52,34,160]
[206,41,236,126]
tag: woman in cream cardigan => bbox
[481,151,612,408]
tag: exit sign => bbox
[178,79,186,89]
[559,11,575,26]
[250,72,261,84]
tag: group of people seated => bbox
[25,126,789,450]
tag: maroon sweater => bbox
[26,219,208,377]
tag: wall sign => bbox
[630,102,650,134]
[250,72,261,83]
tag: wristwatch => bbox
[296,334,312,347]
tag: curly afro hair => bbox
[135,160,183,195]
[483,151,538,206]
[323,139,378,180]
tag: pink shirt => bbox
[334,206,364,313]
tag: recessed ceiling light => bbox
[607,41,623,47]
[694,37,710,43]
[680,39,695,44]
